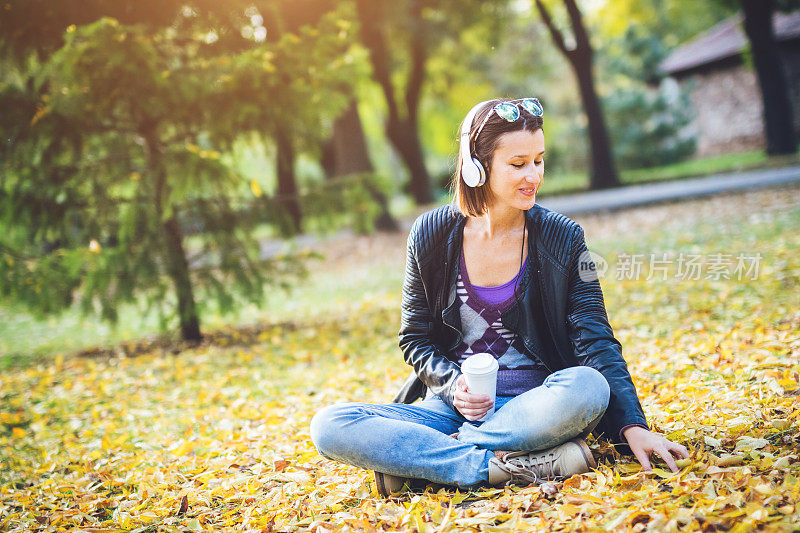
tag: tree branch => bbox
[564,0,591,56]
[354,0,400,124]
[534,0,573,59]
[405,0,427,122]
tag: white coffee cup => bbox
[461,353,499,421]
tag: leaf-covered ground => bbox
[1,185,799,532]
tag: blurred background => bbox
[1,0,799,362]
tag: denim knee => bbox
[567,366,610,420]
[310,403,349,459]
[482,366,612,450]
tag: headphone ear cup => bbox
[472,157,486,187]
[461,158,480,187]
[461,156,486,188]
[458,99,494,188]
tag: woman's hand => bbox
[453,375,494,421]
[623,426,690,473]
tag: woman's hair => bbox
[451,98,544,217]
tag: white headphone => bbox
[459,99,495,187]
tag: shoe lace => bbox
[499,462,539,485]
[506,451,559,484]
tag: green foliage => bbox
[592,0,740,46]
[710,0,800,13]
[603,84,697,170]
[0,0,180,61]
[0,7,373,334]
[599,25,696,169]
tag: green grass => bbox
[621,148,800,184]
[0,236,406,368]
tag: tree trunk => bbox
[275,127,302,233]
[386,114,434,204]
[162,215,202,342]
[328,100,374,174]
[354,0,434,205]
[143,129,202,342]
[572,53,620,189]
[322,99,399,231]
[535,0,620,190]
[742,0,797,155]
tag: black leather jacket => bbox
[393,203,649,445]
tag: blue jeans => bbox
[310,366,610,489]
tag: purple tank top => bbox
[470,254,527,304]
[454,249,549,396]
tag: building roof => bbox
[659,10,800,76]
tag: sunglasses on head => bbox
[474,98,544,140]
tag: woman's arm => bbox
[565,226,649,438]
[398,221,463,412]
[565,227,689,471]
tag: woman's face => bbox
[487,129,545,212]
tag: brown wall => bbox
[672,42,800,157]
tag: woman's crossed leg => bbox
[310,366,610,488]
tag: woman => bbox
[310,97,689,495]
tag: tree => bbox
[591,0,740,46]
[354,0,433,204]
[259,0,347,232]
[353,0,499,204]
[0,9,360,341]
[533,0,620,190]
[1,0,382,235]
[321,98,399,232]
[597,25,696,169]
[706,0,799,155]
[740,0,798,155]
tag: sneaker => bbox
[488,438,596,486]
[374,471,413,497]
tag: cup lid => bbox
[461,353,499,375]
